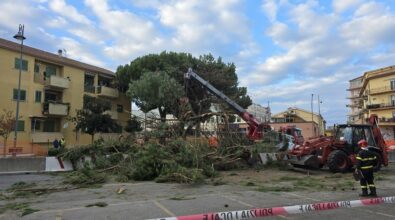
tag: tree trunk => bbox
[3,137,7,157]
[158,107,166,123]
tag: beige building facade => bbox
[359,65,395,140]
[270,107,325,139]
[347,76,363,123]
[0,38,131,156]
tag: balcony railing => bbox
[97,86,119,98]
[379,118,395,123]
[366,102,395,110]
[45,75,70,89]
[368,86,395,95]
[31,132,63,143]
[43,102,69,116]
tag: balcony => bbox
[45,75,70,90]
[97,86,119,98]
[378,118,395,126]
[366,102,395,110]
[43,102,69,116]
[104,111,118,120]
[31,132,63,143]
[368,86,395,95]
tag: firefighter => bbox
[356,139,377,197]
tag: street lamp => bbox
[12,24,26,156]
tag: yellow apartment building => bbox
[0,38,131,156]
[270,107,326,139]
[359,65,395,140]
[346,76,363,123]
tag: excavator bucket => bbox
[286,154,320,168]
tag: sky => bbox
[1,0,395,125]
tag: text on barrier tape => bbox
[148,196,395,220]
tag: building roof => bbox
[272,107,322,119]
[360,65,395,94]
[0,38,114,76]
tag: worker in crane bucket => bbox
[355,140,378,197]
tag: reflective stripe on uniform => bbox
[369,184,375,187]
[356,156,377,161]
[361,165,373,169]
[361,186,368,188]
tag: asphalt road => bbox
[0,170,394,220]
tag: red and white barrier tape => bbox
[148,196,395,220]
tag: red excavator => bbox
[287,114,388,172]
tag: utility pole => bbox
[311,94,314,136]
[12,24,26,157]
[318,95,322,135]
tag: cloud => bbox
[59,37,105,67]
[48,0,92,25]
[84,0,161,61]
[332,0,362,13]
[340,2,395,48]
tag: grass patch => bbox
[244,181,256,186]
[324,173,344,179]
[21,207,40,216]
[278,176,301,181]
[8,182,36,191]
[211,178,227,186]
[256,186,296,192]
[85,202,108,207]
[229,173,238,176]
[0,202,39,216]
[169,196,196,200]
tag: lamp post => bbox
[12,24,26,156]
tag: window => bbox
[43,119,56,132]
[14,58,28,71]
[391,95,395,106]
[391,80,395,90]
[35,91,42,103]
[34,63,40,73]
[116,104,124,113]
[13,89,26,101]
[12,120,25,132]
[45,65,56,79]
[31,119,41,131]
[84,74,95,93]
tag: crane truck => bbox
[184,68,301,142]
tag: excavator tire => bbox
[328,150,349,173]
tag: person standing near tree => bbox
[59,137,66,149]
[53,138,59,149]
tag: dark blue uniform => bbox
[356,148,377,196]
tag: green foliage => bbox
[0,202,39,216]
[70,96,120,142]
[117,51,252,124]
[127,71,185,121]
[63,165,106,188]
[0,109,15,148]
[125,116,143,133]
[47,146,66,156]
[8,182,36,191]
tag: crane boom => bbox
[184,68,267,140]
